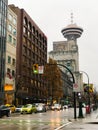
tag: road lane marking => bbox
[54,122,72,130]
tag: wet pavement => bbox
[0,110,72,130]
[62,109,98,130]
[0,108,98,130]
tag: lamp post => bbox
[78,92,84,118]
[74,71,84,118]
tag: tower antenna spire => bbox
[71,12,73,24]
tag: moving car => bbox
[15,105,23,113]
[51,104,62,111]
[0,105,10,118]
[35,103,46,112]
[5,104,16,113]
[21,104,37,114]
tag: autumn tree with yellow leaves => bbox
[43,58,63,103]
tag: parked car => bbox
[15,105,23,113]
[21,104,37,114]
[35,103,46,112]
[51,104,62,111]
[5,104,16,113]
[0,105,11,118]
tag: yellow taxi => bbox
[21,104,37,114]
[5,104,16,113]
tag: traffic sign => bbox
[73,83,79,92]
[38,66,44,74]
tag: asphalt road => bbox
[0,108,72,130]
[0,108,86,130]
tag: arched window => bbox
[28,22,32,30]
[36,30,38,37]
[39,34,41,40]
[32,26,35,34]
[23,17,28,26]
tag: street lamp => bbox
[74,71,91,116]
[78,92,84,118]
[74,71,84,118]
[57,64,76,119]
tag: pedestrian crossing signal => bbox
[33,64,38,74]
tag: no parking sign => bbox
[73,83,79,92]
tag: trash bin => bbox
[86,105,90,114]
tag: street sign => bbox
[38,66,44,74]
[73,83,79,92]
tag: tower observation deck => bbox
[61,23,83,40]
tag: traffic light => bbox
[33,64,38,74]
[89,85,94,93]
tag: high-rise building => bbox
[49,17,83,93]
[0,0,8,104]
[9,5,47,104]
[4,6,17,104]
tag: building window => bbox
[23,27,27,34]
[12,70,15,77]
[33,35,35,42]
[8,34,12,43]
[23,46,27,54]
[28,31,30,38]
[13,38,16,46]
[8,24,12,32]
[32,26,35,34]
[28,50,31,56]
[8,56,11,64]
[27,41,31,48]
[35,30,38,37]
[8,13,13,21]
[13,28,16,35]
[32,44,34,51]
[7,68,11,73]
[28,22,32,30]
[13,18,16,25]
[12,58,15,66]
[23,36,27,43]
[23,17,28,26]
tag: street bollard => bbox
[86,105,90,114]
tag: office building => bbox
[49,18,83,99]
[9,5,47,104]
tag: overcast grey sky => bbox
[8,0,98,89]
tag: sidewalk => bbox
[64,109,98,130]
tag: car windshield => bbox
[0,105,7,109]
[17,105,23,108]
[54,104,60,106]
[35,103,44,106]
[23,104,32,108]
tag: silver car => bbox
[51,104,62,111]
[35,103,46,112]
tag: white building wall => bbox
[4,7,17,104]
[49,39,79,73]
